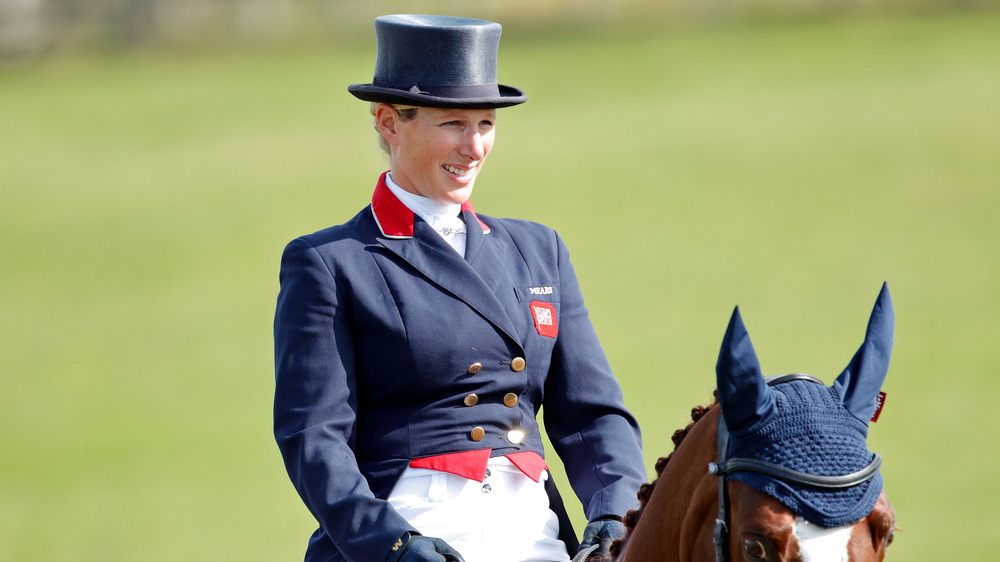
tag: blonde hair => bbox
[370,103,419,155]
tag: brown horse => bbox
[613,285,897,561]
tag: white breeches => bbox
[387,457,572,562]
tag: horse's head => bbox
[614,284,897,562]
[712,283,896,561]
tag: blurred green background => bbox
[2,1,998,560]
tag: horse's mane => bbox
[611,392,719,558]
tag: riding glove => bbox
[576,518,626,562]
[386,532,465,562]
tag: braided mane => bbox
[611,393,719,558]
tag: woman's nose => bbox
[459,130,486,160]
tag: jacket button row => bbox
[470,427,525,443]
[465,393,517,408]
[469,359,524,373]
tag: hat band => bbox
[377,82,501,99]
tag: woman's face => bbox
[379,105,496,205]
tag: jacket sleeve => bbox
[273,237,413,561]
[541,231,647,521]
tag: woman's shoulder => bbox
[282,207,375,255]
[483,215,563,248]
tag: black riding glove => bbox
[386,532,466,562]
[576,518,626,562]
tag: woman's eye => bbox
[742,538,767,561]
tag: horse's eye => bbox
[886,528,895,547]
[743,538,767,560]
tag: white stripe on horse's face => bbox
[794,517,852,562]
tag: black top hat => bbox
[348,14,526,109]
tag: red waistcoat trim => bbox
[409,449,548,483]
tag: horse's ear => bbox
[716,306,776,432]
[834,282,894,422]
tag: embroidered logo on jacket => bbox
[530,301,558,338]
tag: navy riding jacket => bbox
[274,174,645,561]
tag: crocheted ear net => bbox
[727,379,883,528]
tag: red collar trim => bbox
[371,172,414,238]
[461,200,491,235]
[370,171,490,238]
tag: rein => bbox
[707,374,883,562]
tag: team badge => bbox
[530,301,558,338]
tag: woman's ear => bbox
[374,104,400,147]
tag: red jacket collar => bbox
[370,171,490,238]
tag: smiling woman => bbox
[374,105,496,205]
[271,13,646,562]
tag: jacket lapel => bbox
[462,209,498,284]
[374,217,521,349]
[367,173,522,347]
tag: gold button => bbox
[507,429,525,444]
[511,357,526,372]
[468,362,483,374]
[470,427,485,441]
[464,393,479,407]
[503,393,518,408]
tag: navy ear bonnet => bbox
[726,380,883,528]
[716,283,893,528]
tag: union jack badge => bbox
[530,301,558,338]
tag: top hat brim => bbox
[348,83,526,109]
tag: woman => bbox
[273,15,646,562]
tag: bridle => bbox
[708,374,883,562]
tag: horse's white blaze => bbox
[794,517,852,562]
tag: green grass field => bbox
[2,11,998,560]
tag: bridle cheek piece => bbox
[708,374,883,562]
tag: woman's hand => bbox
[576,518,626,562]
[386,532,465,562]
